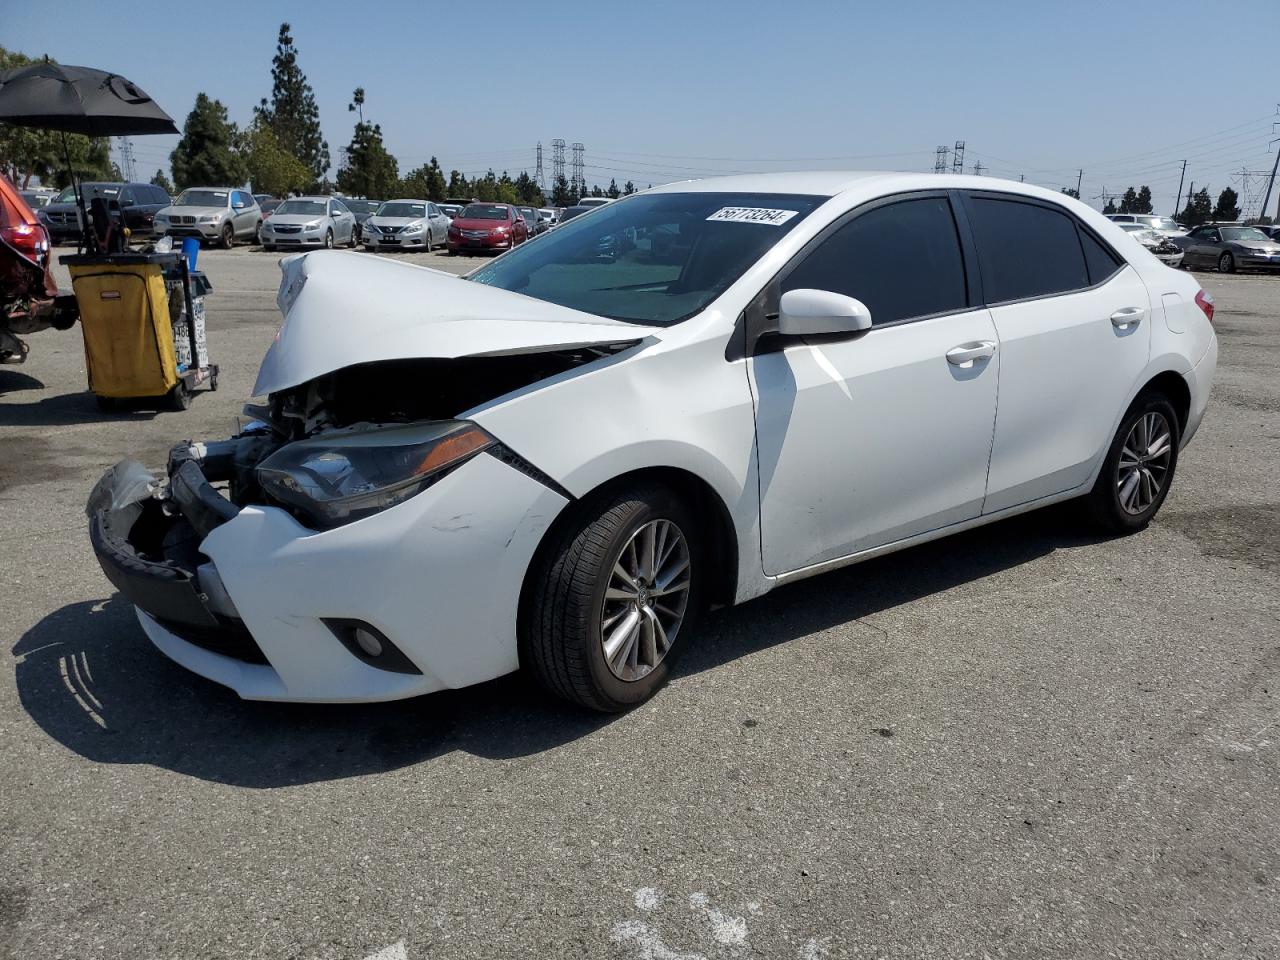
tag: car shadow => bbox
[0,389,160,426]
[13,505,1105,788]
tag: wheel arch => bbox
[519,465,741,626]
[1137,369,1191,434]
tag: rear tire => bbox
[522,484,701,712]
[1084,393,1180,534]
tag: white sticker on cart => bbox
[706,206,799,226]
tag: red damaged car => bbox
[1,173,76,364]
[446,202,529,255]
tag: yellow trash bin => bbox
[62,252,216,410]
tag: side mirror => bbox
[233,200,246,209]
[778,289,873,337]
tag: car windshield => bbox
[346,200,381,214]
[468,191,824,326]
[56,184,118,203]
[276,200,327,216]
[377,202,426,218]
[462,204,509,220]
[1119,223,1144,232]
[520,208,537,219]
[1221,227,1268,241]
[176,189,229,207]
[1138,217,1180,231]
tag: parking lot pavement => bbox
[1,251,1277,959]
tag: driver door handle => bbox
[1110,307,1145,327]
[946,341,997,365]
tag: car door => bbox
[1183,226,1215,266]
[428,203,446,243]
[960,191,1152,513]
[332,200,354,241]
[749,192,1000,575]
[230,191,249,237]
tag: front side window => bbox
[781,196,967,326]
[469,191,824,326]
[966,196,1088,303]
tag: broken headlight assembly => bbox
[255,420,495,529]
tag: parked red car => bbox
[1,173,76,364]
[446,202,529,255]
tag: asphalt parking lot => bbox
[1,248,1277,959]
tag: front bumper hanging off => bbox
[87,435,569,702]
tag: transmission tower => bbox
[534,142,546,193]
[951,140,965,175]
[571,142,585,196]
[972,160,986,177]
[118,137,137,181]
[933,145,950,174]
[551,139,566,188]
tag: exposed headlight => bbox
[304,220,321,231]
[255,421,496,529]
[403,221,424,232]
[492,226,508,234]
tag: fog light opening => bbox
[322,618,422,675]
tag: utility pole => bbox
[1173,159,1187,217]
[1076,169,1083,197]
[1259,137,1280,227]
[951,140,965,175]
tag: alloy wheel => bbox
[600,518,691,681]
[1117,411,1173,515]
[1219,252,1234,273]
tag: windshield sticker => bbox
[706,206,798,226]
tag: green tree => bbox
[623,180,637,196]
[170,93,245,189]
[150,168,174,195]
[400,157,448,200]
[1178,187,1212,227]
[550,174,574,207]
[1119,187,1138,214]
[1134,186,1153,214]
[257,23,329,186]
[513,171,544,205]
[1061,187,1080,199]
[335,89,399,199]
[446,169,470,198]
[496,170,519,204]
[1102,197,1117,215]
[589,184,605,198]
[238,115,310,197]
[1212,187,1240,222]
[606,178,621,199]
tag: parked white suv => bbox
[154,188,262,248]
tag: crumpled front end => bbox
[87,423,569,702]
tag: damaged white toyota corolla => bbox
[89,173,1217,711]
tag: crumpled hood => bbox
[252,250,659,396]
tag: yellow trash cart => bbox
[62,251,217,411]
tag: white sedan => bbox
[89,173,1217,711]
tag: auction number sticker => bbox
[706,206,799,226]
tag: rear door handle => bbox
[946,341,997,365]
[1110,307,1145,327]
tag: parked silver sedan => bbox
[260,196,357,251]
[361,199,450,251]
[1172,224,1280,273]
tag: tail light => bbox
[1194,289,1214,324]
[1,222,43,261]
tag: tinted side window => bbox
[1079,228,1122,285]
[782,196,967,326]
[149,186,168,204]
[967,197,1088,303]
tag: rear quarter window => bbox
[966,196,1089,303]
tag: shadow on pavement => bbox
[0,389,160,427]
[0,369,45,393]
[13,505,1105,788]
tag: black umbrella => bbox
[0,62,177,136]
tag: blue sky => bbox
[8,0,1279,216]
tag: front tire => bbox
[522,484,700,712]
[323,228,334,249]
[1084,393,1179,534]
[1218,252,1235,273]
[219,223,234,249]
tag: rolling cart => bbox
[61,250,218,411]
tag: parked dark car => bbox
[1173,223,1280,273]
[557,204,595,226]
[36,181,170,244]
[518,205,547,235]
[445,202,529,255]
[342,198,382,243]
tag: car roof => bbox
[381,198,429,204]
[644,171,1093,204]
